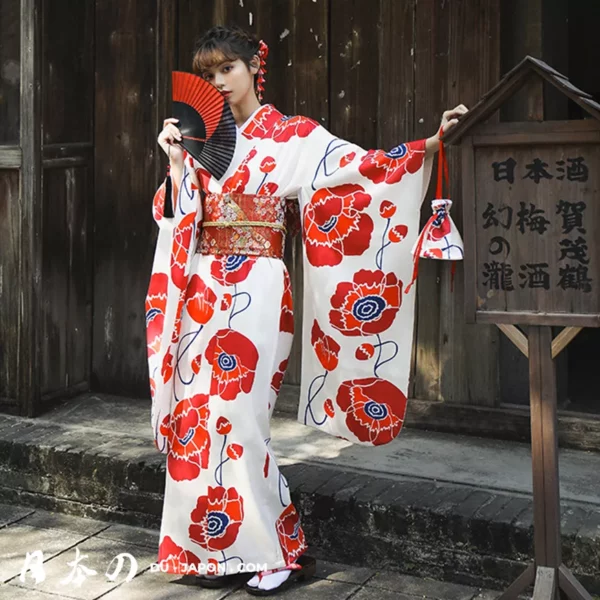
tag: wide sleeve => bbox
[285,122,433,447]
[145,153,203,453]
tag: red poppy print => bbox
[211,255,257,286]
[359,140,426,185]
[258,181,279,196]
[426,215,451,241]
[311,320,341,372]
[160,394,210,481]
[263,452,270,478]
[226,443,244,460]
[271,359,289,395]
[260,156,276,173]
[216,416,232,435]
[157,536,202,575]
[170,291,187,344]
[423,248,443,259]
[189,486,244,552]
[356,343,375,360]
[146,273,168,357]
[304,184,374,267]
[191,354,202,374]
[171,212,197,290]
[339,151,356,168]
[222,149,257,193]
[329,269,402,337]
[323,398,335,418]
[205,329,259,400]
[379,200,396,219]
[388,224,408,243]
[335,377,407,445]
[221,293,233,311]
[184,275,217,325]
[242,105,283,140]
[280,271,294,333]
[270,115,319,143]
[162,348,174,383]
[276,504,306,564]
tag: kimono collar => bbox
[239,104,277,136]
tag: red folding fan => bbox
[171,71,237,180]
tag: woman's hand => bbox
[425,104,468,155]
[158,118,184,165]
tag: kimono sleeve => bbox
[288,123,433,447]
[146,156,203,453]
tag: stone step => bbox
[0,394,599,596]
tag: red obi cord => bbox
[197,192,287,259]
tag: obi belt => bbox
[197,192,299,259]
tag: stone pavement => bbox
[0,503,503,600]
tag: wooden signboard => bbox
[445,57,600,600]
[464,120,600,327]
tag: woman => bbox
[147,25,466,595]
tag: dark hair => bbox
[193,25,261,81]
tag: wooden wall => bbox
[90,0,504,400]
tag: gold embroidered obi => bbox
[197,192,288,259]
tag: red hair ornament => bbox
[257,40,269,102]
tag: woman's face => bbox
[200,57,258,106]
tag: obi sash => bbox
[197,192,288,259]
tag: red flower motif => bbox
[258,181,279,196]
[280,271,294,333]
[359,140,426,185]
[216,416,232,435]
[388,224,408,243]
[276,504,306,564]
[211,255,257,286]
[205,329,259,400]
[171,291,187,344]
[191,354,202,374]
[270,115,319,143]
[189,486,244,552]
[426,216,451,241]
[323,399,335,418]
[339,152,356,168]
[304,184,374,267]
[146,273,168,357]
[242,105,283,140]
[263,452,270,478]
[185,275,217,325]
[330,269,402,337]
[157,536,202,575]
[162,348,174,383]
[160,394,211,481]
[260,156,276,173]
[271,359,289,395]
[379,200,396,219]
[311,320,341,371]
[423,248,443,258]
[226,443,244,460]
[222,149,257,193]
[221,293,233,311]
[335,377,407,445]
[356,343,375,360]
[171,212,197,290]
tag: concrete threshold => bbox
[0,393,598,594]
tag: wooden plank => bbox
[528,327,549,567]
[476,311,600,328]
[406,397,600,451]
[0,0,21,144]
[0,147,22,168]
[472,131,600,147]
[474,120,600,136]
[0,170,21,405]
[497,563,535,600]
[19,0,43,416]
[532,566,556,600]
[438,0,501,406]
[497,324,529,358]
[42,0,94,145]
[558,565,594,600]
[329,0,380,149]
[411,0,445,401]
[551,327,583,359]
[93,0,161,396]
